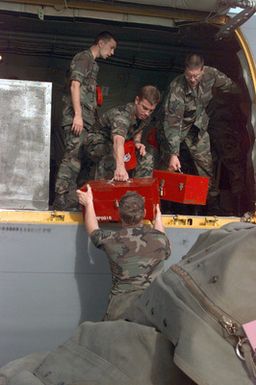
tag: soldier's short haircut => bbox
[119,191,145,225]
[93,31,118,45]
[185,54,204,70]
[137,85,161,105]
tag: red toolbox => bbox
[153,169,209,205]
[81,178,160,222]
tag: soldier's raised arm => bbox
[76,185,99,236]
[153,204,165,233]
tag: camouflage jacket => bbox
[91,225,171,294]
[91,102,152,141]
[62,49,99,127]
[163,66,240,155]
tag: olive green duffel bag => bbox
[0,320,186,385]
[125,222,256,385]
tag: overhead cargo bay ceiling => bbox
[116,0,223,12]
[0,0,243,85]
[0,0,254,34]
[0,0,251,81]
[0,11,239,73]
[111,0,256,11]
[2,0,254,14]
[0,0,229,24]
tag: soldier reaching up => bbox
[77,186,171,320]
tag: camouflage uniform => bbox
[91,224,171,320]
[87,103,154,179]
[55,49,98,202]
[162,66,240,196]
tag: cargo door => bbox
[0,0,255,215]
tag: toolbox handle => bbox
[159,179,165,197]
[108,178,131,184]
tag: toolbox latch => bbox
[159,179,165,197]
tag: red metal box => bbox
[153,170,209,205]
[81,178,160,222]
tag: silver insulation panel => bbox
[0,79,52,210]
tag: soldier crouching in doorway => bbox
[86,85,161,181]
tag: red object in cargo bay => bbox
[96,85,103,106]
[81,178,160,222]
[153,170,209,205]
[124,140,137,171]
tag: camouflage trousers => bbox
[55,125,92,195]
[87,133,154,179]
[159,126,218,197]
[182,127,219,196]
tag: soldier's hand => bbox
[72,115,84,136]
[153,203,165,233]
[76,185,93,207]
[135,142,146,157]
[114,165,129,181]
[168,155,181,172]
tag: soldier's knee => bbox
[87,144,106,162]
[55,180,70,194]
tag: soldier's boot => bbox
[52,193,67,211]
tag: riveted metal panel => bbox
[0,79,52,210]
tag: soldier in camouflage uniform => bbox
[86,85,161,181]
[161,54,241,212]
[53,31,117,210]
[77,186,171,320]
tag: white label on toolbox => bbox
[96,216,113,221]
